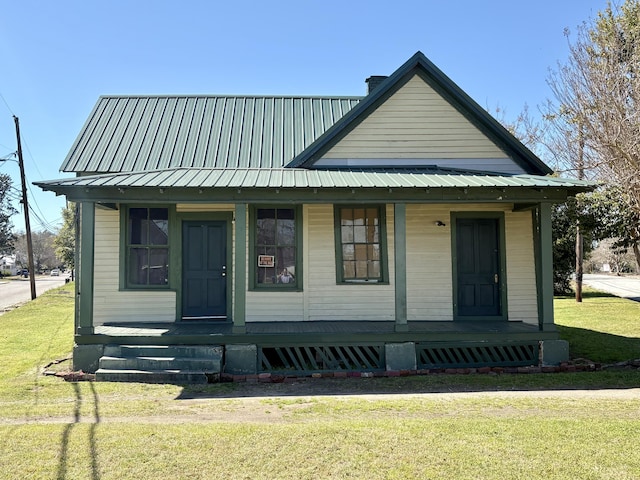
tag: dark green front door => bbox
[182,221,227,320]
[456,218,501,317]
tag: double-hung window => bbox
[335,205,387,283]
[126,207,169,287]
[252,206,300,289]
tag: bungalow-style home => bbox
[36,52,592,383]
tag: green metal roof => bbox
[36,167,594,191]
[61,95,362,173]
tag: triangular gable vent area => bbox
[289,51,551,177]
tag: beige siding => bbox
[405,204,538,323]
[321,75,526,175]
[406,205,454,320]
[305,204,396,321]
[505,210,539,324]
[92,208,176,325]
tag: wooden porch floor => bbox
[87,320,551,346]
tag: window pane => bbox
[256,246,275,284]
[355,260,368,278]
[343,261,355,279]
[258,266,276,284]
[277,218,295,245]
[129,208,148,245]
[354,225,366,243]
[257,209,276,245]
[368,244,380,261]
[368,261,381,278]
[149,208,168,245]
[354,244,367,261]
[353,208,365,226]
[341,208,353,225]
[148,248,168,285]
[342,244,355,261]
[129,247,148,285]
[341,225,353,243]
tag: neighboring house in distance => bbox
[0,255,18,276]
[36,52,593,383]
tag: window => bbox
[253,207,299,288]
[335,206,387,283]
[126,207,169,287]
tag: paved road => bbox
[582,273,640,302]
[0,276,69,313]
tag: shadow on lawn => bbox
[557,325,640,364]
[57,382,101,480]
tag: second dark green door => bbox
[455,218,501,317]
[182,221,227,320]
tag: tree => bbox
[0,174,17,254]
[54,203,76,270]
[546,0,640,270]
[14,230,57,272]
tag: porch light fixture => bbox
[434,220,446,227]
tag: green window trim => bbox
[249,205,303,291]
[119,205,176,290]
[333,204,389,284]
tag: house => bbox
[0,254,18,276]
[36,52,592,382]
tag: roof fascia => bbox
[287,51,552,175]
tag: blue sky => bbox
[0,0,608,232]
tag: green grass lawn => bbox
[0,283,639,479]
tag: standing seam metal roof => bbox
[61,96,363,173]
[35,168,595,190]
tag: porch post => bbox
[394,203,408,332]
[77,201,95,334]
[233,203,247,333]
[536,203,555,331]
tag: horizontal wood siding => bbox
[406,204,538,323]
[305,204,396,321]
[92,208,176,325]
[322,75,525,174]
[177,204,235,212]
[406,205,454,320]
[505,210,539,324]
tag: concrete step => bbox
[104,345,222,358]
[95,368,213,384]
[98,355,221,372]
[96,344,223,384]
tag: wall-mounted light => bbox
[434,220,446,227]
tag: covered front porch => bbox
[74,320,565,381]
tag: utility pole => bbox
[14,116,36,300]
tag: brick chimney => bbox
[365,76,388,94]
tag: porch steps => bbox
[96,345,222,384]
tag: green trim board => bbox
[332,204,390,284]
[233,204,247,331]
[248,204,303,291]
[77,202,95,331]
[394,203,407,329]
[450,211,508,321]
[536,203,555,331]
[38,184,588,206]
